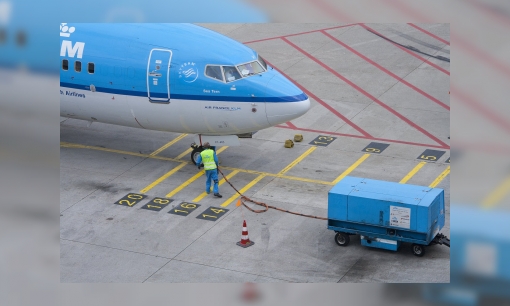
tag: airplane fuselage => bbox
[59,24,310,136]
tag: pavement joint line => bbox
[332,153,371,185]
[142,259,174,283]
[140,162,188,194]
[172,259,292,282]
[399,161,427,184]
[221,174,266,207]
[193,170,240,203]
[482,176,510,208]
[277,146,317,176]
[149,134,188,156]
[60,238,172,260]
[165,147,229,198]
[337,254,364,283]
[60,142,335,186]
[429,166,450,188]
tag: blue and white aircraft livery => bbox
[59,23,310,161]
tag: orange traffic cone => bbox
[236,220,255,248]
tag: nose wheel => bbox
[190,143,204,164]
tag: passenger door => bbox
[147,49,172,103]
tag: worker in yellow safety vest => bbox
[196,142,222,198]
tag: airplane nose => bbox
[264,72,310,125]
[265,97,310,126]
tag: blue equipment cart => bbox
[327,176,450,256]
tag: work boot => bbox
[214,193,223,198]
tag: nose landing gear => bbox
[190,142,204,164]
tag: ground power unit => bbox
[327,176,450,256]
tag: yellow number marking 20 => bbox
[115,193,147,207]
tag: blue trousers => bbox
[205,169,219,194]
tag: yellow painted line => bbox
[165,171,205,198]
[277,146,317,176]
[332,154,370,185]
[221,174,266,207]
[429,166,450,188]
[215,146,229,155]
[150,134,187,156]
[279,174,334,186]
[60,142,334,186]
[139,162,188,194]
[61,142,149,158]
[400,161,427,184]
[482,176,510,208]
[176,148,193,160]
[193,170,240,202]
[165,148,229,198]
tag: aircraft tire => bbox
[191,146,204,164]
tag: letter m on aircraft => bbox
[60,40,85,58]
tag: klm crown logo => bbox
[60,23,75,37]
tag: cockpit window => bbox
[258,55,268,70]
[222,66,242,83]
[237,61,264,77]
[205,65,224,81]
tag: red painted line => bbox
[277,125,449,149]
[281,36,449,148]
[265,60,372,138]
[408,23,450,45]
[321,30,450,111]
[277,125,366,139]
[243,24,356,45]
[286,121,297,129]
[452,85,510,134]
[359,24,450,76]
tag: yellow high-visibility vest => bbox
[200,149,217,170]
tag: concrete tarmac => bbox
[60,23,450,283]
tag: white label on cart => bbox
[390,206,411,229]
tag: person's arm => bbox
[214,152,219,167]
[196,155,202,167]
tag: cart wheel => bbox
[335,232,350,246]
[412,244,425,257]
